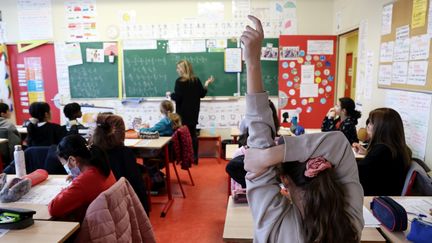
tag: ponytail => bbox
[168,112,182,130]
[57,135,111,178]
[278,161,358,243]
[339,97,361,122]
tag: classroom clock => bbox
[106,25,119,39]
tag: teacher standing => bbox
[170,59,214,165]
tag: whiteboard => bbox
[384,90,431,160]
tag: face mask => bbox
[63,164,72,175]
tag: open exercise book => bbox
[15,178,70,205]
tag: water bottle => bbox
[210,121,216,136]
[14,145,26,177]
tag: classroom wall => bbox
[0,0,334,140]
[333,0,432,167]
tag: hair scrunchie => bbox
[304,156,332,178]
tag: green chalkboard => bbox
[123,39,238,97]
[240,38,279,96]
[68,42,119,98]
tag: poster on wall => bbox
[17,0,53,41]
[65,0,97,41]
[278,35,337,128]
[24,57,46,104]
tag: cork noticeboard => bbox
[379,0,432,93]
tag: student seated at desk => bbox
[321,97,361,145]
[225,99,279,188]
[0,102,21,160]
[91,113,150,214]
[63,102,86,135]
[353,108,412,196]
[241,16,363,242]
[27,102,65,147]
[49,135,116,221]
[139,100,181,136]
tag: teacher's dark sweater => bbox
[358,144,408,196]
[171,78,207,127]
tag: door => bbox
[345,53,353,98]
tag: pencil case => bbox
[140,131,160,139]
[370,196,407,231]
[407,217,432,243]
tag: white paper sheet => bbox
[198,2,225,22]
[381,4,393,35]
[408,60,428,85]
[380,41,394,62]
[124,139,141,147]
[65,43,83,66]
[17,0,53,40]
[385,90,432,160]
[392,61,408,84]
[394,198,432,218]
[307,40,333,55]
[300,84,318,97]
[363,206,381,227]
[86,48,104,63]
[301,65,314,84]
[396,25,410,40]
[0,229,9,238]
[65,0,97,41]
[378,65,392,85]
[225,48,242,72]
[123,40,157,50]
[232,0,251,20]
[15,178,69,205]
[393,39,410,61]
[167,40,206,53]
[409,34,430,60]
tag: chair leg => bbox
[187,168,195,186]
[172,161,186,198]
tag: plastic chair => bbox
[402,159,432,196]
[171,126,195,198]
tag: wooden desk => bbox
[364,196,432,243]
[1,220,79,243]
[198,135,221,163]
[223,196,385,242]
[125,137,173,217]
[0,175,67,220]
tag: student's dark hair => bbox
[29,102,50,121]
[339,97,361,122]
[367,108,412,169]
[91,114,125,150]
[278,161,359,243]
[57,135,110,177]
[63,102,81,120]
[0,103,9,115]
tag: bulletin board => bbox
[378,0,432,93]
[7,44,61,125]
[278,35,337,128]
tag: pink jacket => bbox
[75,177,156,243]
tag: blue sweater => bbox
[139,117,173,136]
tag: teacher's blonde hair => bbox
[177,60,197,81]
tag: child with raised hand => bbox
[140,100,181,136]
[241,16,364,242]
[27,102,65,146]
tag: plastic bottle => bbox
[14,145,26,177]
[210,121,216,136]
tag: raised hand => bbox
[240,15,264,65]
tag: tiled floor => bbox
[149,158,229,243]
